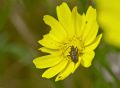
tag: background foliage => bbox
[0,0,120,88]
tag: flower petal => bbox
[38,34,61,49]
[84,34,102,52]
[84,22,99,46]
[55,61,75,81]
[39,47,59,54]
[72,56,81,73]
[42,59,68,79]
[80,6,98,46]
[33,55,63,69]
[56,2,75,38]
[81,51,95,68]
[72,7,83,37]
[43,15,67,42]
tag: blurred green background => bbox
[0,0,120,88]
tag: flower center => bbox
[61,36,84,63]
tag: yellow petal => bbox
[81,51,95,68]
[78,14,87,37]
[95,0,120,10]
[55,61,75,81]
[42,59,68,79]
[95,0,120,48]
[81,6,98,46]
[84,22,99,46]
[38,34,61,49]
[33,55,63,69]
[56,2,74,38]
[72,6,83,37]
[84,34,102,52]
[105,30,120,48]
[72,56,81,73]
[98,10,120,48]
[86,6,96,22]
[43,15,67,42]
[39,47,59,54]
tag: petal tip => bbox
[32,59,40,69]
[88,5,96,11]
[55,76,62,82]
[38,39,42,45]
[61,2,68,6]
[99,33,103,37]
[42,72,51,79]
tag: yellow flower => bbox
[95,0,120,48]
[33,2,102,81]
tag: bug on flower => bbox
[68,46,79,63]
[33,2,102,81]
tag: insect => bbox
[69,46,79,63]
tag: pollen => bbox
[61,36,84,62]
